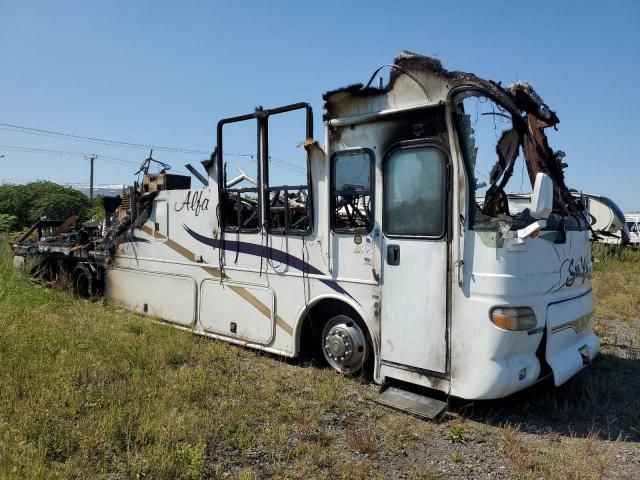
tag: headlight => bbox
[490,306,537,331]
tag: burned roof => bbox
[323,50,558,126]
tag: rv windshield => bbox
[453,91,534,230]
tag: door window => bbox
[384,147,446,237]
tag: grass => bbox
[0,240,377,478]
[592,243,640,337]
[498,425,620,480]
[0,239,638,479]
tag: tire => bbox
[320,314,372,376]
[73,265,94,300]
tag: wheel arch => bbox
[292,294,379,371]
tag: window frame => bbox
[382,142,449,240]
[449,87,525,231]
[264,104,314,236]
[330,148,376,234]
[216,102,314,235]
[217,114,261,234]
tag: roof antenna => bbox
[378,76,384,89]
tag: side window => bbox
[220,119,260,232]
[383,147,446,237]
[331,149,374,232]
[266,107,311,234]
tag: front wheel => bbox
[321,315,370,375]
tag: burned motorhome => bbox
[12,52,599,415]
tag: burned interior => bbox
[324,51,588,237]
[217,102,313,235]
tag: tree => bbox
[86,197,106,221]
[0,213,18,232]
[0,181,93,230]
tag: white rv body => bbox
[625,213,640,247]
[106,52,599,400]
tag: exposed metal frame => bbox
[216,102,314,235]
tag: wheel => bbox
[321,314,370,375]
[73,265,94,299]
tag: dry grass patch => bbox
[499,424,621,480]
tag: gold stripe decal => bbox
[551,312,594,334]
[137,224,293,336]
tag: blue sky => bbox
[0,1,638,210]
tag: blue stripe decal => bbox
[183,225,352,298]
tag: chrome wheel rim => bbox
[322,316,368,373]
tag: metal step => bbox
[375,386,447,419]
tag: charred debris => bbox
[10,51,590,297]
[10,153,194,298]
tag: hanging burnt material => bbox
[507,82,581,218]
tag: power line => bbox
[1,144,195,178]
[0,144,139,166]
[1,123,306,174]
[2,143,303,178]
[0,122,211,155]
[1,144,98,157]
[222,152,306,175]
[2,123,307,177]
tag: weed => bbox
[405,467,442,480]
[450,452,463,463]
[127,322,144,336]
[345,423,379,454]
[331,460,372,480]
[444,422,468,444]
[26,416,79,463]
[236,467,257,480]
[166,349,190,367]
[174,441,206,480]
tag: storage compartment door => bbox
[199,280,275,345]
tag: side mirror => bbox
[530,172,553,219]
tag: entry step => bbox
[375,386,447,419]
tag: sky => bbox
[0,0,639,210]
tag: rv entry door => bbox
[380,145,448,375]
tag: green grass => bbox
[592,243,640,328]
[1,239,638,479]
[0,240,388,478]
[592,242,640,273]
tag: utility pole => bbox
[87,154,97,199]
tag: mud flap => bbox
[375,386,447,419]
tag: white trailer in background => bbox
[580,194,628,245]
[625,213,640,247]
[14,52,600,417]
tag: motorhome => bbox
[625,213,640,247]
[12,52,599,415]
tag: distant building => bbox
[67,184,126,198]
